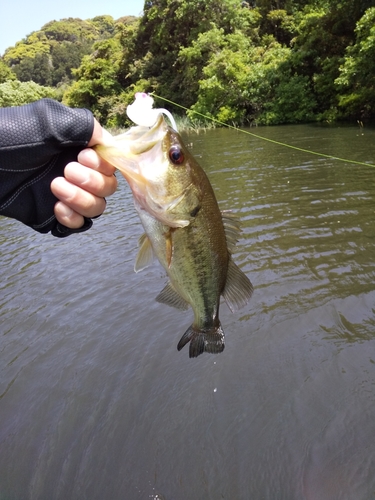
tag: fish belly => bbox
[135,201,228,327]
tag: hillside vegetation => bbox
[1,0,375,126]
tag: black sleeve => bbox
[0,98,95,237]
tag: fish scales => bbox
[145,190,227,324]
[96,112,253,357]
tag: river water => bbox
[1,123,375,500]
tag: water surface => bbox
[1,123,375,500]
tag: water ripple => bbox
[1,124,375,499]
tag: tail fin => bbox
[177,323,225,358]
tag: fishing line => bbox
[150,92,375,169]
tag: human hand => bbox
[51,119,117,229]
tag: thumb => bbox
[88,119,114,147]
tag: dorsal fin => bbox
[134,233,155,273]
[222,257,253,312]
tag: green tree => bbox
[178,9,262,108]
[41,18,99,43]
[287,0,375,119]
[0,59,16,83]
[335,7,375,118]
[186,24,317,126]
[131,0,252,108]
[4,32,50,66]
[63,16,142,127]
[186,30,259,124]
[2,0,371,125]
[261,73,316,124]
[288,7,345,116]
[63,37,123,122]
[50,40,93,86]
[3,18,113,87]
[13,53,52,86]
[0,80,56,107]
[91,15,117,38]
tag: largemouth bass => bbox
[96,94,253,357]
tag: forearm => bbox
[0,99,94,235]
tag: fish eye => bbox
[169,145,184,165]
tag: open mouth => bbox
[94,115,168,182]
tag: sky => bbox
[0,0,145,55]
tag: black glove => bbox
[0,99,95,237]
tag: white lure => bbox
[126,92,178,131]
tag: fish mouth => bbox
[95,114,191,227]
[96,114,196,228]
[94,114,168,185]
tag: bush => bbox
[0,80,57,107]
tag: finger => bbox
[88,119,113,147]
[54,201,85,229]
[51,177,106,218]
[63,161,118,198]
[77,148,116,177]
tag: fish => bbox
[95,110,253,358]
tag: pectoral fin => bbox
[160,183,200,228]
[222,258,254,312]
[156,281,190,311]
[134,233,155,272]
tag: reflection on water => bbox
[1,123,375,499]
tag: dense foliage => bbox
[1,0,375,125]
[2,17,122,87]
[0,80,56,107]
